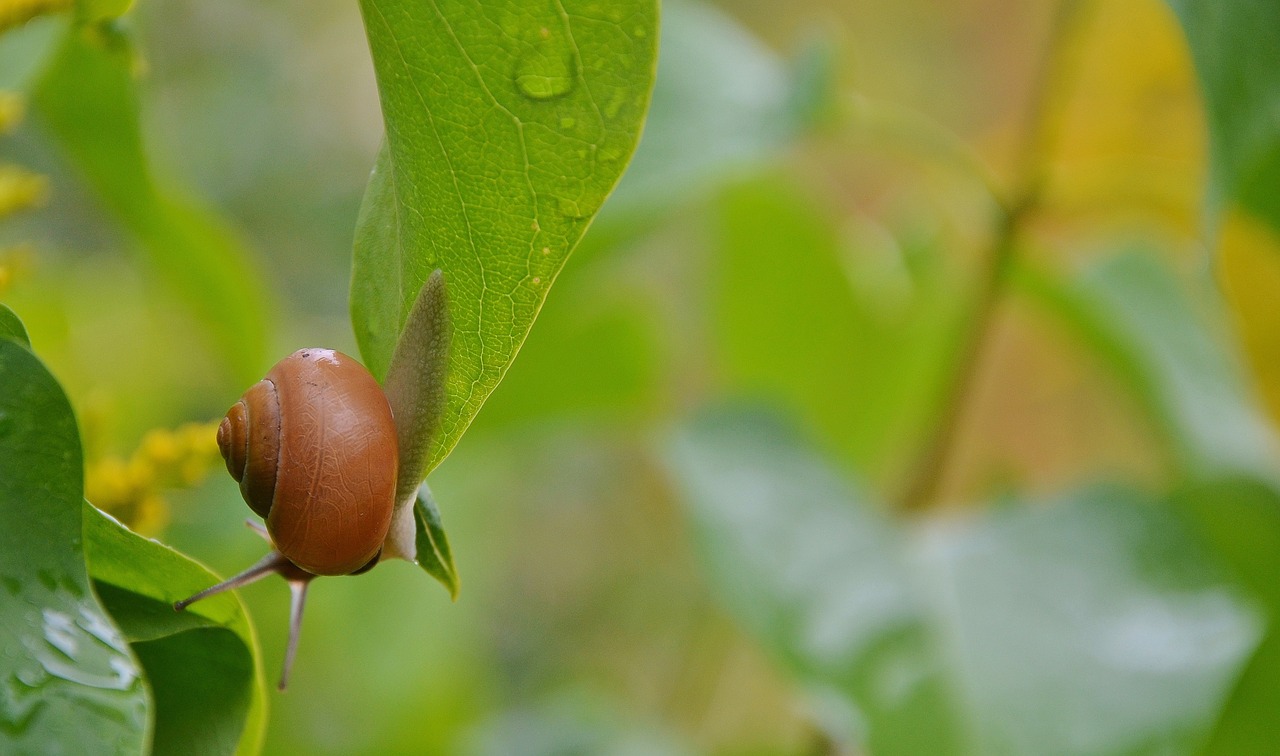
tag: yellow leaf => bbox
[1046,0,1205,233]
[1219,210,1280,426]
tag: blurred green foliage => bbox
[4,0,1280,753]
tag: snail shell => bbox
[217,348,398,576]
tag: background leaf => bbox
[1171,478,1280,754]
[0,338,148,754]
[600,1,800,215]
[711,175,958,478]
[1014,249,1278,482]
[1164,0,1280,232]
[351,0,659,474]
[30,24,269,385]
[667,408,966,754]
[667,407,1263,755]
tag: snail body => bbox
[175,270,451,690]
[218,348,398,575]
[177,348,402,689]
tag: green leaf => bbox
[82,504,267,756]
[667,408,966,754]
[385,270,451,507]
[711,176,958,476]
[1165,0,1280,231]
[1014,249,1278,481]
[467,691,696,756]
[0,338,147,754]
[351,0,659,475]
[602,1,798,214]
[1171,478,1280,754]
[469,269,661,430]
[0,304,29,346]
[922,486,1259,755]
[667,408,1263,755]
[75,0,134,23]
[413,485,459,600]
[31,24,270,385]
[0,15,65,91]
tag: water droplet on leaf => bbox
[558,196,601,220]
[515,41,575,101]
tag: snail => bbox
[175,271,451,690]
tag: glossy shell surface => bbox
[217,348,398,575]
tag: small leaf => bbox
[384,270,451,507]
[82,504,266,756]
[0,303,30,346]
[0,338,147,754]
[413,484,459,600]
[31,24,270,385]
[351,0,659,475]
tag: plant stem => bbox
[897,0,1090,512]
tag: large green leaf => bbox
[0,338,148,753]
[667,408,1262,755]
[83,504,266,756]
[31,24,269,385]
[1165,0,1280,231]
[351,0,659,475]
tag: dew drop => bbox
[558,198,585,218]
[558,193,603,220]
[532,277,542,285]
[78,608,129,653]
[560,116,576,130]
[604,92,626,119]
[515,41,575,101]
[41,610,78,659]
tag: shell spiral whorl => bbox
[217,379,281,520]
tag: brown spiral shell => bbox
[216,348,398,576]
